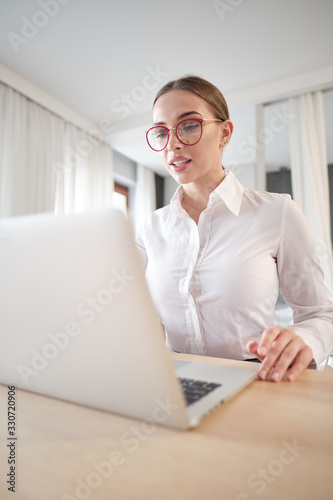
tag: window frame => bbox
[114,181,129,210]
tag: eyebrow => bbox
[153,111,202,126]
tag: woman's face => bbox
[152,89,232,186]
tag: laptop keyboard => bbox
[179,378,222,406]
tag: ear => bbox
[219,120,233,148]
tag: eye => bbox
[180,120,200,134]
[153,127,168,140]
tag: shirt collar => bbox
[171,170,244,217]
[211,170,244,216]
[171,185,187,218]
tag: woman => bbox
[136,75,333,382]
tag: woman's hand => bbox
[247,326,314,382]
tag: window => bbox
[113,182,129,215]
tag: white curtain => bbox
[289,91,333,290]
[0,83,64,216]
[54,122,113,213]
[0,82,114,217]
[134,164,156,229]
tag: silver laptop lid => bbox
[0,210,189,429]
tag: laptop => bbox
[0,209,257,429]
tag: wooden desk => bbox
[0,353,332,500]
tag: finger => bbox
[266,339,301,382]
[257,326,285,357]
[285,346,314,382]
[246,341,265,362]
[246,340,258,353]
[258,333,293,380]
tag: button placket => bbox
[181,224,204,354]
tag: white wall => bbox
[229,164,256,190]
[223,86,333,190]
[2,62,333,208]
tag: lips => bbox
[168,156,191,172]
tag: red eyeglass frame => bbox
[146,118,224,152]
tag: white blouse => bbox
[136,170,333,366]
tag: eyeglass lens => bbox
[147,119,202,151]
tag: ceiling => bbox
[1,0,333,176]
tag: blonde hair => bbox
[153,75,229,121]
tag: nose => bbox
[167,128,183,151]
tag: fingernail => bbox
[258,346,267,356]
[288,373,295,382]
[259,370,266,380]
[272,371,280,382]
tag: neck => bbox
[181,168,226,211]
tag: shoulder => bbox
[243,190,313,250]
[240,187,292,222]
[243,187,291,207]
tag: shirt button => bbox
[194,338,199,343]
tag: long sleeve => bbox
[277,196,333,366]
[135,172,333,364]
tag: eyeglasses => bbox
[146,118,224,152]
